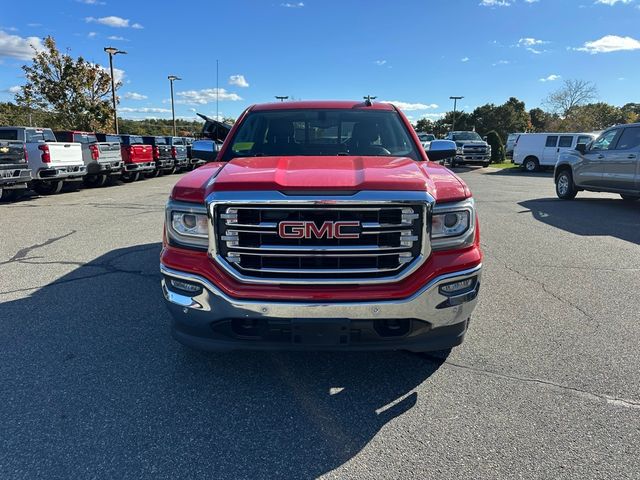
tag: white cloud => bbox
[374,59,387,66]
[461,57,470,62]
[87,31,97,38]
[419,113,447,120]
[97,64,125,83]
[576,35,640,53]
[119,107,170,113]
[281,2,304,7]
[539,74,561,82]
[518,37,547,47]
[176,88,243,105]
[480,0,512,6]
[380,101,439,111]
[492,59,510,66]
[229,74,249,87]
[85,16,143,29]
[5,85,21,94]
[77,0,106,4]
[107,35,128,41]
[595,0,632,4]
[0,30,43,60]
[27,23,42,27]
[123,91,147,100]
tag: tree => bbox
[560,103,626,132]
[529,108,552,132]
[543,79,598,116]
[485,131,505,163]
[15,36,117,132]
[413,118,434,133]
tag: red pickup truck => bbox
[161,101,482,352]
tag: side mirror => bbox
[575,143,587,154]
[426,140,457,162]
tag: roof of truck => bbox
[250,101,396,111]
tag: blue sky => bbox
[1,0,639,123]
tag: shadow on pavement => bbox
[519,197,640,245]
[484,168,553,177]
[0,243,445,479]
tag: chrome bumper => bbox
[160,263,481,329]
[37,165,86,180]
[0,168,32,186]
[125,162,155,172]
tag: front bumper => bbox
[1,168,32,187]
[455,154,490,164]
[36,165,86,180]
[160,263,481,352]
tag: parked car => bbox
[54,130,123,187]
[142,136,174,177]
[161,100,482,352]
[417,132,436,150]
[513,132,595,172]
[0,137,32,201]
[166,136,189,171]
[505,133,523,159]
[555,123,640,201]
[444,131,491,167]
[0,127,85,194]
[117,134,155,182]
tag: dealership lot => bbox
[0,170,638,479]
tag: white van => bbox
[513,133,595,172]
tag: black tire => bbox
[83,174,108,188]
[620,194,640,202]
[32,180,64,195]
[0,188,21,202]
[555,169,578,200]
[482,162,490,168]
[145,169,161,179]
[121,171,141,183]
[524,156,539,172]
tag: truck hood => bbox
[171,156,470,204]
[211,156,430,192]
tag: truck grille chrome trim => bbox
[206,190,434,285]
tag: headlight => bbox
[456,147,463,154]
[431,198,476,250]
[166,200,209,249]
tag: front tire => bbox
[33,180,64,195]
[556,169,577,200]
[620,194,640,202]
[524,157,539,172]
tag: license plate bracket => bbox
[291,319,350,346]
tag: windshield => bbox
[419,134,435,142]
[451,132,482,142]
[225,109,420,160]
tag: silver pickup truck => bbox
[555,123,640,201]
[55,131,123,187]
[0,127,85,195]
[0,138,32,201]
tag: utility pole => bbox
[275,96,289,102]
[216,59,219,121]
[104,47,127,134]
[449,96,464,132]
[168,75,181,136]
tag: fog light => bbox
[169,278,202,294]
[439,277,476,296]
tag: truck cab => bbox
[0,132,32,201]
[444,131,491,168]
[117,134,155,182]
[165,136,189,171]
[0,127,85,195]
[142,136,175,177]
[54,130,123,187]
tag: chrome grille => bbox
[209,195,431,284]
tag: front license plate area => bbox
[292,319,350,346]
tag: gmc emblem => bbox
[278,221,360,240]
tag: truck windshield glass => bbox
[225,109,420,160]
[155,137,167,145]
[451,132,482,142]
[74,133,98,144]
[0,130,18,140]
[27,129,57,142]
[127,136,144,145]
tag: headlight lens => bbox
[456,147,463,154]
[166,200,209,249]
[431,198,476,250]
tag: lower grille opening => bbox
[374,319,411,338]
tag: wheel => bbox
[33,180,64,195]
[555,169,577,200]
[145,168,161,179]
[83,174,108,188]
[482,162,490,168]
[620,194,640,202]
[0,188,21,202]
[121,171,141,183]
[524,157,539,172]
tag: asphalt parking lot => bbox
[1,169,639,480]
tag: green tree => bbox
[413,118,434,133]
[485,131,505,163]
[15,36,117,132]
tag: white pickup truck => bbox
[0,127,85,194]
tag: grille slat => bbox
[215,203,425,281]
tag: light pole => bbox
[275,96,289,102]
[104,47,127,134]
[168,75,181,136]
[449,96,464,133]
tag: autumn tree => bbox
[15,36,118,132]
